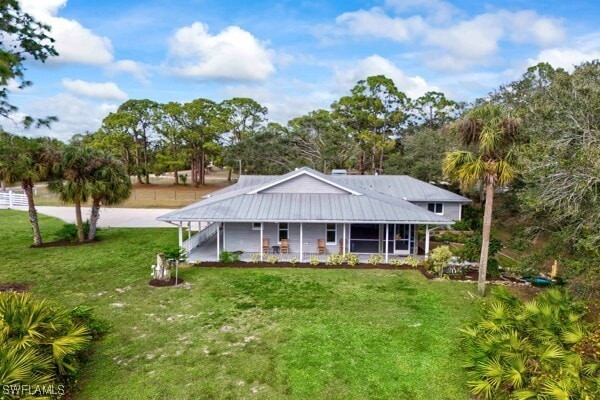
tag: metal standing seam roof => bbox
[158,167,463,224]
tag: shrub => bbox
[0,292,93,394]
[343,253,360,266]
[56,221,91,242]
[309,256,320,266]
[266,255,278,264]
[290,256,297,265]
[461,287,599,399]
[389,258,403,266]
[486,258,500,279]
[179,173,187,185]
[403,255,420,268]
[430,245,452,277]
[219,251,234,263]
[326,253,344,266]
[367,254,383,265]
[455,235,501,262]
[249,253,260,264]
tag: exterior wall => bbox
[412,202,462,221]
[222,222,340,254]
[261,175,348,194]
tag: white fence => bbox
[0,190,28,209]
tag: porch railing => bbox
[183,222,218,255]
[0,190,28,209]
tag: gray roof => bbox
[158,167,469,224]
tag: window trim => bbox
[428,202,444,215]
[278,223,289,242]
[326,223,337,244]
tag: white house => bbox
[157,167,471,263]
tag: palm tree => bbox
[1,135,60,245]
[49,146,103,242]
[0,291,90,388]
[87,152,132,240]
[443,104,520,296]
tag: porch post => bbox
[260,223,264,261]
[216,222,220,260]
[385,223,389,263]
[300,222,303,262]
[178,222,183,248]
[187,222,191,253]
[413,224,418,256]
[425,224,430,259]
[342,223,346,256]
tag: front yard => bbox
[0,210,480,399]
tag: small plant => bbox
[179,173,188,185]
[486,258,500,279]
[389,258,403,266]
[163,245,187,264]
[249,253,260,264]
[430,246,452,277]
[403,255,420,268]
[326,253,344,265]
[290,256,297,265]
[367,254,383,265]
[219,251,234,263]
[309,256,320,266]
[344,253,360,266]
[266,255,278,264]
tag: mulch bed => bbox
[0,282,30,292]
[149,277,185,287]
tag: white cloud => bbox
[505,11,565,47]
[107,60,151,84]
[13,93,118,141]
[335,8,426,41]
[20,0,114,65]
[167,22,275,81]
[384,0,459,24]
[334,55,437,99]
[526,32,600,71]
[61,79,128,101]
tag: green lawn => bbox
[1,210,480,399]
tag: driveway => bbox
[14,206,175,228]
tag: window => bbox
[326,223,337,243]
[252,222,262,230]
[428,203,443,215]
[278,223,288,242]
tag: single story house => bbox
[157,167,471,262]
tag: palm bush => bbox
[461,287,599,399]
[0,292,92,391]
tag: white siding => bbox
[413,202,462,221]
[261,175,349,194]
[223,222,260,252]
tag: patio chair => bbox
[262,238,269,253]
[317,239,326,254]
[280,239,289,253]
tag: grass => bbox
[1,210,480,399]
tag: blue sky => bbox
[7,0,600,141]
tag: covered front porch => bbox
[178,221,439,264]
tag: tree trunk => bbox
[135,146,143,184]
[200,151,205,185]
[190,153,197,186]
[359,152,365,175]
[174,169,179,185]
[88,198,101,240]
[379,147,384,175]
[1,179,5,191]
[478,180,495,296]
[22,180,42,246]
[227,167,232,182]
[143,136,150,184]
[75,200,85,242]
